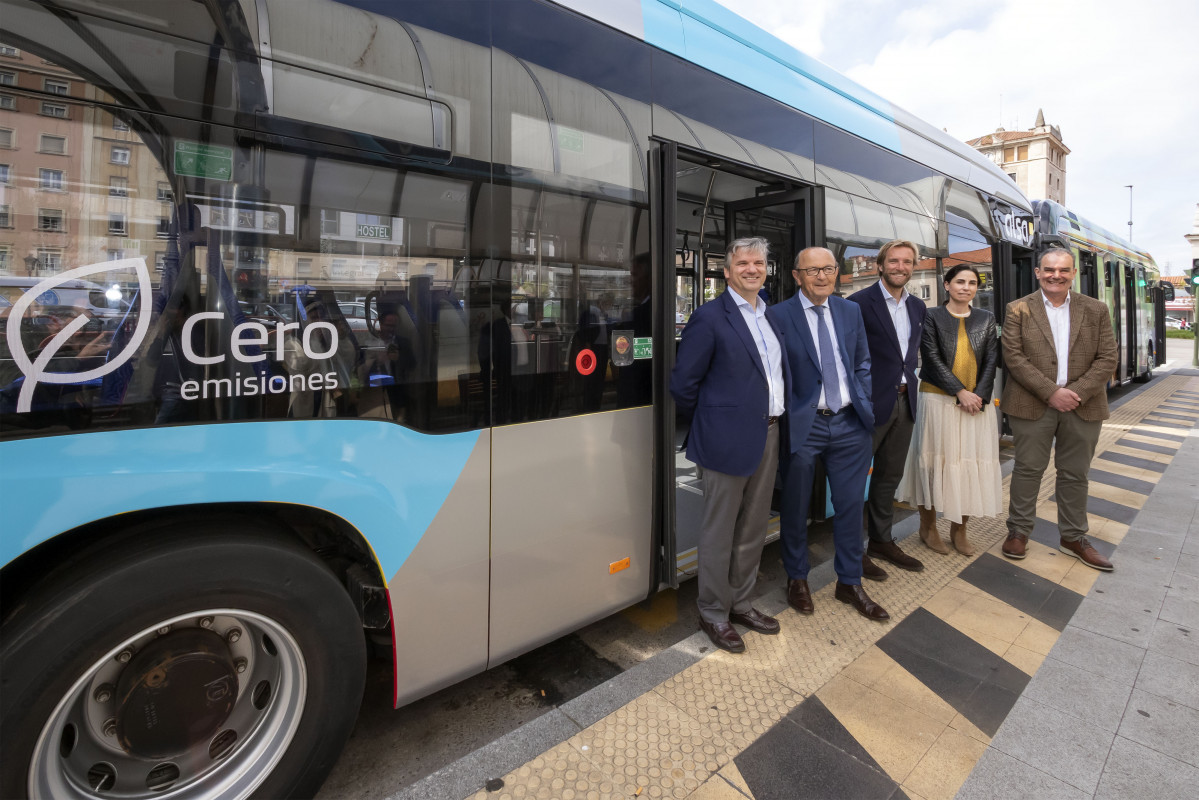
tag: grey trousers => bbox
[866,393,914,543]
[1007,409,1102,542]
[696,422,779,624]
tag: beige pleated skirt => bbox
[896,391,1003,524]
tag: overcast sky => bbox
[716,0,1199,275]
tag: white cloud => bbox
[717,0,1199,273]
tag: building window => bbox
[0,128,13,148]
[156,217,170,238]
[920,285,931,300]
[0,70,15,87]
[40,101,68,118]
[1017,145,1028,161]
[113,117,129,132]
[110,145,130,165]
[320,209,340,235]
[108,213,127,235]
[38,208,64,231]
[39,168,64,190]
[0,163,9,183]
[0,245,11,274]
[1003,147,1014,162]
[39,134,66,154]
[0,45,20,58]
[107,249,125,261]
[1007,172,1017,182]
[37,248,63,272]
[156,181,172,202]
[43,78,68,95]
[0,204,11,228]
[154,252,167,271]
[297,257,313,277]
[0,94,14,110]
[109,176,127,197]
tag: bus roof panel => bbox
[554,0,1030,213]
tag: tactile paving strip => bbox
[468,376,1198,800]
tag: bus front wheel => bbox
[0,527,367,799]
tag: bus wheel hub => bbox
[114,628,238,758]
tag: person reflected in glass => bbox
[897,264,1001,556]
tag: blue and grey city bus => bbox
[0,1,1037,796]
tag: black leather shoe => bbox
[730,607,780,634]
[862,554,889,582]
[867,539,925,572]
[699,618,746,653]
[787,579,814,615]
[834,582,890,621]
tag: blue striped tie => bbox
[811,304,841,412]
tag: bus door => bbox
[1123,261,1138,379]
[1079,251,1098,298]
[656,148,813,587]
[1106,258,1124,381]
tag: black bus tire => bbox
[0,526,367,799]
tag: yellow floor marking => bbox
[716,763,752,796]
[1102,442,1175,465]
[815,674,944,783]
[938,590,1036,647]
[1119,431,1183,450]
[1002,643,1047,676]
[1010,617,1060,656]
[1059,559,1101,595]
[690,774,751,800]
[946,711,992,745]
[1009,539,1076,583]
[1087,481,1151,509]
[902,726,990,800]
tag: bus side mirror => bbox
[1160,281,1175,302]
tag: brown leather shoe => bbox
[862,554,889,582]
[1059,537,1114,571]
[1001,533,1028,560]
[730,607,781,634]
[834,582,890,621]
[787,579,814,615]
[867,539,925,572]
[699,618,746,653]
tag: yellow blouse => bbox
[920,315,977,396]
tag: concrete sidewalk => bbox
[957,387,1199,799]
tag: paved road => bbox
[316,334,1197,800]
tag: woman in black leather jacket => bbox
[896,264,1002,556]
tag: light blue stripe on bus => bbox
[642,0,903,153]
[0,421,479,578]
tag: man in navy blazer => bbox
[671,237,788,653]
[768,247,889,621]
[847,239,927,578]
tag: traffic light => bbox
[1190,259,1199,295]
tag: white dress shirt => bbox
[878,279,911,384]
[797,292,852,410]
[730,290,786,416]
[1042,291,1071,387]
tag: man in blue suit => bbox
[768,247,889,621]
[847,240,927,577]
[671,237,788,653]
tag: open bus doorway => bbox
[656,148,814,587]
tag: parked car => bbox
[1165,316,1188,330]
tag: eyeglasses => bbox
[796,265,837,276]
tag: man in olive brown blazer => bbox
[1000,249,1118,570]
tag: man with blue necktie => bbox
[768,247,889,621]
[671,237,789,653]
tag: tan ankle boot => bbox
[950,516,975,556]
[919,507,949,554]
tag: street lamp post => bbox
[1125,184,1133,243]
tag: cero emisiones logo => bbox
[7,258,153,414]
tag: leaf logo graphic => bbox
[7,258,153,414]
